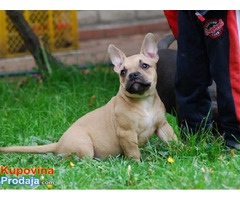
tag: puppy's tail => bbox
[0,143,57,154]
[157,34,175,50]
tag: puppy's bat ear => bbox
[140,33,159,63]
[108,44,126,73]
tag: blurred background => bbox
[0,10,175,75]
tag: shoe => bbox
[226,139,240,150]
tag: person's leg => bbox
[203,10,240,148]
[176,11,212,131]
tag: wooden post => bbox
[5,10,64,77]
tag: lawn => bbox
[0,65,240,190]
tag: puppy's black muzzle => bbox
[129,72,140,81]
[126,72,151,94]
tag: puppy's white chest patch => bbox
[138,101,155,136]
[144,111,155,132]
[137,109,155,146]
[143,110,153,126]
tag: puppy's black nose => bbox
[129,72,140,80]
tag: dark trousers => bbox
[176,11,240,141]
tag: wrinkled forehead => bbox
[123,54,155,69]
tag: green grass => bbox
[0,66,240,190]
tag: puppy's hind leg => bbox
[56,133,95,159]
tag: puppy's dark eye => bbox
[141,63,150,70]
[120,69,127,77]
